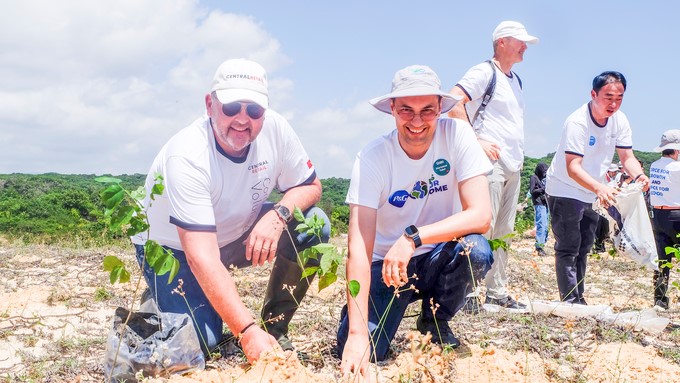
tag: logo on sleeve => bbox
[589,136,596,146]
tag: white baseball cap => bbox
[210,58,269,108]
[370,65,460,114]
[654,129,680,152]
[492,21,539,44]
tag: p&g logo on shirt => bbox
[388,175,449,208]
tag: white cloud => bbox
[0,0,290,174]
[292,102,393,178]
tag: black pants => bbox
[593,215,609,251]
[548,195,599,303]
[652,209,680,305]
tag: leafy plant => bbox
[290,207,345,291]
[95,175,179,284]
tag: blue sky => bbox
[0,1,676,178]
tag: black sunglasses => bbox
[221,102,266,119]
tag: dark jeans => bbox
[652,209,680,305]
[135,204,330,355]
[547,195,599,304]
[336,234,493,361]
[593,215,609,250]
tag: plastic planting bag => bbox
[594,182,658,271]
[103,301,205,382]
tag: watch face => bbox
[276,205,291,220]
[405,225,418,236]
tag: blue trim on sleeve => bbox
[615,145,633,149]
[169,216,217,232]
[564,151,584,157]
[455,84,472,101]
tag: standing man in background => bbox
[545,71,649,304]
[448,20,538,310]
[649,130,680,309]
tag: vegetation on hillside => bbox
[0,151,660,243]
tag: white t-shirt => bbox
[457,61,525,172]
[132,111,315,249]
[649,156,680,207]
[546,102,633,203]
[346,118,492,262]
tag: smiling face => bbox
[391,95,441,159]
[205,93,265,157]
[590,82,625,122]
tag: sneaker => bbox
[485,295,527,310]
[654,299,669,310]
[461,296,482,315]
[275,334,295,351]
[536,247,547,257]
[416,315,460,348]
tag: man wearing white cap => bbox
[132,59,329,363]
[650,129,680,309]
[448,20,539,311]
[337,65,493,378]
[546,71,649,304]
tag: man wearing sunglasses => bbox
[132,58,329,363]
[448,21,539,312]
[337,65,493,380]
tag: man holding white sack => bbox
[650,130,680,310]
[546,71,649,304]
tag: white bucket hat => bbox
[492,21,539,44]
[369,65,460,114]
[654,129,680,152]
[211,58,269,108]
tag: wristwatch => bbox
[273,203,292,223]
[404,225,422,248]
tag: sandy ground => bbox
[1,235,680,382]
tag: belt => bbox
[653,205,680,210]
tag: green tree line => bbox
[0,151,658,243]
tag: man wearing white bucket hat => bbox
[650,129,680,309]
[448,21,539,312]
[337,65,493,378]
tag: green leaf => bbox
[109,265,130,284]
[298,248,316,267]
[301,266,319,278]
[130,186,146,202]
[318,272,337,291]
[150,183,164,199]
[95,176,122,184]
[348,280,360,298]
[145,241,165,268]
[165,256,180,284]
[110,205,135,231]
[103,255,124,272]
[319,249,336,274]
[100,184,125,210]
[293,206,305,222]
[312,243,337,255]
[295,223,310,233]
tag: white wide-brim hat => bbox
[369,65,460,114]
[654,129,680,152]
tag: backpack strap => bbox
[513,71,523,89]
[471,60,497,124]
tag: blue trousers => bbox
[336,234,493,361]
[534,204,549,249]
[547,195,598,303]
[135,204,329,355]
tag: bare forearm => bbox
[278,177,322,212]
[345,253,371,336]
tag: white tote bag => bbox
[594,182,658,271]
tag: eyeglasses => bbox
[221,102,266,119]
[395,106,439,122]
